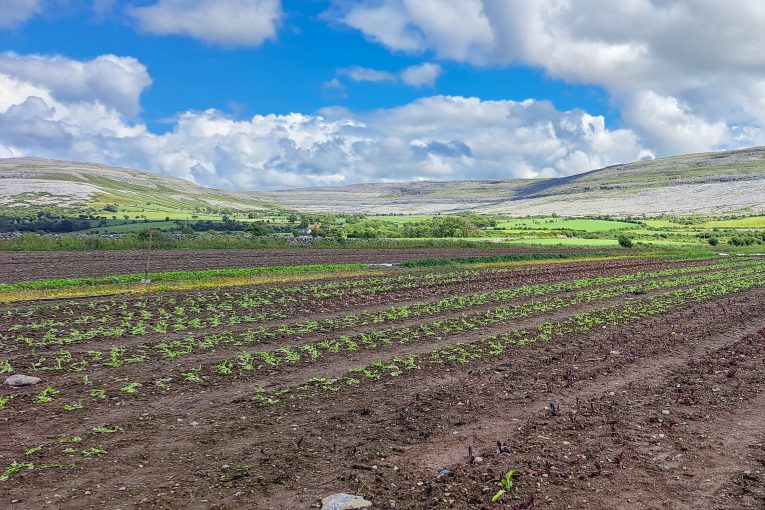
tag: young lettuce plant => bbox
[120,382,142,394]
[0,395,14,411]
[33,385,59,404]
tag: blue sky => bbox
[0,1,763,190]
[0,0,612,130]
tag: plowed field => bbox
[2,255,764,509]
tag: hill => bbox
[2,146,765,217]
[0,158,271,219]
[266,146,765,215]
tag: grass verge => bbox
[0,269,389,304]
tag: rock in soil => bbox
[321,493,373,510]
[5,374,41,387]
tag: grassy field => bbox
[82,221,180,233]
[697,215,765,228]
[495,218,636,231]
[371,214,436,224]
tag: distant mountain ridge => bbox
[2,146,765,216]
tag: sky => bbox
[0,1,764,191]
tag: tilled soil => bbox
[1,258,764,509]
[0,247,572,283]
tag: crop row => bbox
[174,263,765,378]
[250,272,765,404]
[0,256,717,329]
[3,259,759,357]
[0,265,532,327]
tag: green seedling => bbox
[0,395,14,411]
[81,446,107,457]
[491,469,515,503]
[58,436,82,443]
[24,445,44,456]
[33,385,59,404]
[0,461,34,481]
[91,425,121,433]
[90,388,107,399]
[0,360,12,374]
[216,360,234,375]
[181,366,203,383]
[120,382,142,394]
[155,377,172,390]
[63,400,84,411]
[251,387,279,405]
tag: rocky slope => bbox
[2,146,764,216]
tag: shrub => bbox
[617,234,634,248]
[249,222,272,237]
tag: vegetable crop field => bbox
[2,251,765,509]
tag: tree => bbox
[249,222,271,237]
[430,216,479,238]
[287,214,298,223]
[708,237,719,246]
[617,234,634,248]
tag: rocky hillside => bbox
[2,147,765,216]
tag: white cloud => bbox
[342,0,494,61]
[400,62,441,87]
[0,0,42,28]
[620,91,730,155]
[336,62,442,88]
[130,0,282,47]
[339,66,396,83]
[0,54,650,190]
[0,52,151,115]
[336,0,765,155]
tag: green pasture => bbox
[495,218,636,232]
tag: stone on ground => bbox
[321,493,373,510]
[5,374,41,387]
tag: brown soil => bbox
[0,247,573,283]
[1,258,764,510]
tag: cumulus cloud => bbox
[335,0,765,155]
[620,91,730,155]
[342,0,494,62]
[0,0,42,28]
[0,52,151,116]
[0,54,650,190]
[130,0,282,47]
[128,96,648,188]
